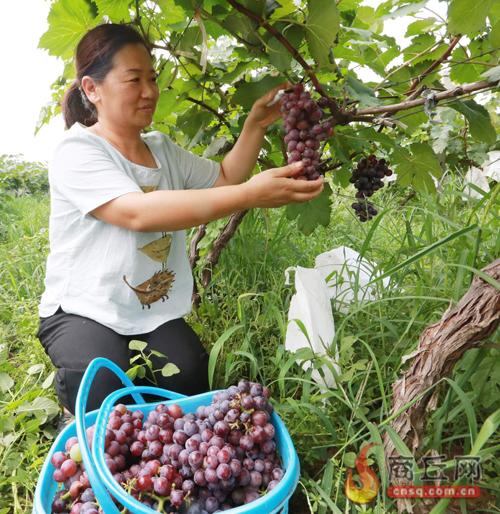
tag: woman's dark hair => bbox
[62,23,152,129]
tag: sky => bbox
[0,0,446,164]
[0,1,64,163]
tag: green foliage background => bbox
[36,0,500,233]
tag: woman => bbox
[36,23,324,415]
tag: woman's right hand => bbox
[244,161,325,208]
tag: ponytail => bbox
[62,81,97,129]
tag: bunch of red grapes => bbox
[50,380,284,514]
[350,155,393,221]
[281,83,333,180]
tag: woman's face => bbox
[85,43,159,130]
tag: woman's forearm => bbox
[220,120,266,184]
[133,183,254,232]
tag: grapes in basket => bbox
[50,380,285,513]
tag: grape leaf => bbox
[240,0,266,16]
[355,6,383,33]
[177,27,203,53]
[94,0,132,22]
[450,47,483,84]
[306,0,340,68]
[286,183,332,235]
[448,0,494,35]
[401,111,428,135]
[269,0,298,19]
[38,0,96,60]
[345,75,380,107]
[157,0,187,24]
[405,18,436,37]
[449,99,496,146]
[177,109,213,140]
[331,164,352,188]
[232,76,285,110]
[392,143,442,193]
[222,13,260,46]
[267,36,292,72]
[482,65,500,83]
[490,3,500,23]
[490,20,500,48]
[154,89,179,122]
[383,1,427,20]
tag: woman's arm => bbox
[215,83,288,187]
[90,162,323,232]
[100,184,252,232]
[215,120,266,187]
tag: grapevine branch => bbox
[200,210,249,289]
[354,80,498,117]
[384,259,500,514]
[405,35,462,99]
[189,224,207,306]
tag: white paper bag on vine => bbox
[284,266,340,389]
[314,246,389,314]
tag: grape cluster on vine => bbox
[50,380,284,514]
[350,155,393,221]
[281,83,333,180]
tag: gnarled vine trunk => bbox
[384,259,500,513]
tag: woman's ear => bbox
[81,76,100,105]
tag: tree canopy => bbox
[38,0,499,233]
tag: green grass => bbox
[0,176,498,513]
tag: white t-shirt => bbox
[38,122,220,335]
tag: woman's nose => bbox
[142,80,158,99]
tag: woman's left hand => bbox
[246,82,290,130]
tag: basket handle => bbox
[74,357,146,513]
[92,385,189,514]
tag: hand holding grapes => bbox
[245,82,290,130]
[244,161,324,208]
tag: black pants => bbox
[36,307,209,414]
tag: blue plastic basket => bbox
[33,358,300,514]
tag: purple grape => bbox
[205,496,219,513]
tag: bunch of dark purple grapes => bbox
[281,83,333,180]
[50,380,284,514]
[350,155,393,221]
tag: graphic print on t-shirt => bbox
[138,234,172,262]
[140,185,157,193]
[123,231,176,309]
[123,268,175,308]
[123,178,177,309]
